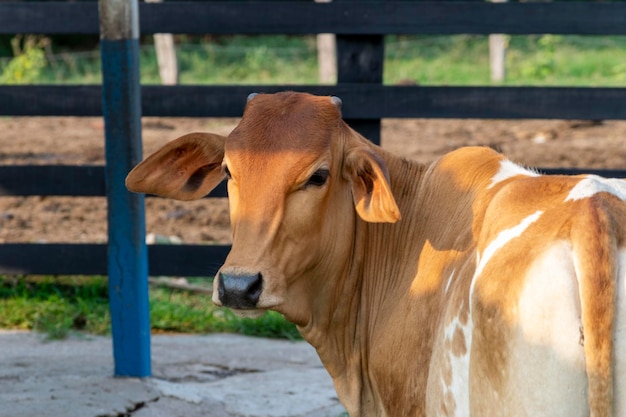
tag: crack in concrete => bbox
[156,362,261,383]
[96,395,160,417]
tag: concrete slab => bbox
[0,331,346,417]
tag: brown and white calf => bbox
[126,91,626,417]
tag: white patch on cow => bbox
[565,175,626,202]
[444,269,456,294]
[475,210,544,278]
[614,248,626,416]
[442,314,472,417]
[434,212,543,417]
[509,241,588,417]
[488,159,539,189]
[518,242,584,364]
[441,211,543,416]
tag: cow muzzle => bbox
[217,271,263,309]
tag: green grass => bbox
[505,35,626,86]
[0,35,320,85]
[384,34,626,86]
[385,35,492,85]
[0,276,110,338]
[0,276,301,340]
[175,35,319,85]
[2,34,626,86]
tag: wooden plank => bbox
[0,86,103,116]
[4,85,626,121]
[142,85,626,120]
[366,86,626,121]
[100,0,150,378]
[0,165,227,197]
[148,244,229,277]
[0,165,105,196]
[3,2,626,35]
[0,244,108,275]
[3,164,624,197]
[0,3,97,34]
[140,2,626,35]
[0,164,623,197]
[336,0,385,145]
[0,243,229,277]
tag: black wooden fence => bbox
[1,1,626,277]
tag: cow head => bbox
[126,92,400,324]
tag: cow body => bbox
[126,92,626,417]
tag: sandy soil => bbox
[1,116,624,244]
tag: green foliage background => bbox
[2,34,625,86]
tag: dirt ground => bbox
[0,116,625,244]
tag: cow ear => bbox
[126,132,226,201]
[344,147,401,223]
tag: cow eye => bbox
[305,169,330,188]
[223,165,232,179]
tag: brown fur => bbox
[126,92,626,417]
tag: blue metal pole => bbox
[99,0,151,377]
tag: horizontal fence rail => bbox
[0,166,620,198]
[0,165,228,197]
[0,243,229,276]
[0,165,106,197]
[2,2,626,35]
[4,85,626,121]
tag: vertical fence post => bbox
[335,0,384,145]
[99,0,151,377]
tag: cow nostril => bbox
[217,274,226,303]
[218,271,263,309]
[247,272,263,304]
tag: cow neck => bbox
[300,146,430,416]
[299,144,505,416]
